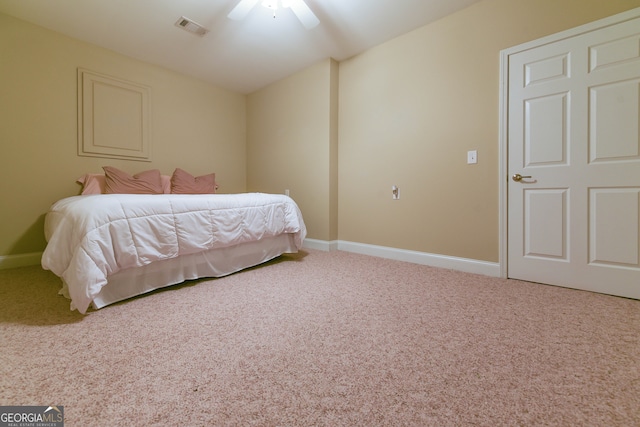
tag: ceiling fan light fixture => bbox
[227,0,259,21]
[261,0,278,10]
[228,0,319,29]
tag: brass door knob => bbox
[512,173,532,182]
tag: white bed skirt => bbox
[91,233,298,309]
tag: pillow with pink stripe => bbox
[170,168,217,194]
[103,166,164,194]
[77,173,106,195]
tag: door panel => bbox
[525,54,570,86]
[524,189,568,260]
[590,80,640,161]
[507,11,640,299]
[525,93,568,166]
[589,188,639,266]
[589,33,640,72]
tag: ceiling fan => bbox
[228,0,320,29]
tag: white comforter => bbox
[42,193,306,313]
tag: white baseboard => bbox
[2,242,501,277]
[302,239,339,252]
[0,252,43,270]
[305,239,501,277]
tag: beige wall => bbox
[247,59,338,241]
[337,0,640,262]
[3,0,640,264]
[0,13,247,257]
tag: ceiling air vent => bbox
[175,16,209,37]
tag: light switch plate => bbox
[467,150,478,164]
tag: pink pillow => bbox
[160,175,171,194]
[78,171,171,194]
[77,173,106,195]
[103,166,164,194]
[170,168,217,194]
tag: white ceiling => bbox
[0,0,482,94]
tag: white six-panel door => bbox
[505,9,640,299]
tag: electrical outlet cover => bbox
[467,150,478,164]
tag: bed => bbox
[41,192,307,314]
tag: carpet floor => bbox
[0,249,638,426]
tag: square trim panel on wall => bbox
[77,68,151,161]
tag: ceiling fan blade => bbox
[288,0,320,29]
[227,0,260,20]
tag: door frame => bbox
[498,7,640,279]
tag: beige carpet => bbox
[1,249,638,426]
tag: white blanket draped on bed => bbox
[42,193,306,313]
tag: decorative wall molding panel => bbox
[77,68,151,161]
